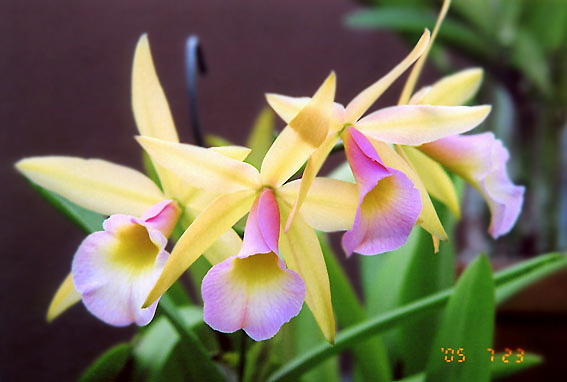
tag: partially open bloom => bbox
[419,132,524,238]
[73,200,179,326]
[202,189,305,340]
[267,30,491,255]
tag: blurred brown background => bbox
[1,0,565,381]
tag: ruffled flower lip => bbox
[341,127,422,256]
[201,189,306,341]
[72,200,178,326]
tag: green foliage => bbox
[491,351,543,380]
[425,255,494,382]
[267,253,566,381]
[142,152,162,190]
[153,295,225,381]
[346,6,495,60]
[30,182,105,234]
[292,307,340,382]
[319,233,392,381]
[133,303,217,382]
[80,343,132,382]
[245,107,275,170]
[205,134,233,147]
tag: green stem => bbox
[159,296,225,381]
[267,253,566,382]
[238,331,247,382]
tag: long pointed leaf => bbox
[319,233,392,381]
[425,255,494,382]
[267,253,566,381]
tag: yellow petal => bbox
[175,146,251,206]
[245,107,276,169]
[132,35,186,200]
[181,206,243,265]
[288,72,336,147]
[417,68,483,106]
[345,29,430,122]
[143,189,256,307]
[369,140,448,241]
[283,132,340,231]
[260,126,314,187]
[132,34,178,142]
[137,137,261,194]
[277,198,335,343]
[265,94,310,124]
[398,0,451,105]
[16,156,165,217]
[47,273,81,322]
[356,105,491,145]
[402,146,461,218]
[278,177,358,232]
[210,146,251,162]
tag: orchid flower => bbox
[266,30,491,256]
[401,69,525,238]
[15,35,246,324]
[390,0,523,240]
[138,72,363,342]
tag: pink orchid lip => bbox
[72,200,179,326]
[341,127,422,256]
[202,252,305,341]
[201,188,306,341]
[419,133,524,238]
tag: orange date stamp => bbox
[440,347,525,363]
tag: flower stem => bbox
[238,331,247,382]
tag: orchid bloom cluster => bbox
[16,25,524,343]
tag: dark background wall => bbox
[2,0,565,381]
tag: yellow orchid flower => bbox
[394,0,524,246]
[138,72,364,342]
[15,34,245,324]
[267,26,490,255]
[401,68,525,240]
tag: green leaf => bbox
[205,134,233,147]
[143,151,163,190]
[524,0,567,53]
[157,295,225,381]
[134,304,216,382]
[359,229,421,365]
[396,232,449,373]
[345,7,495,60]
[245,107,275,170]
[266,253,565,381]
[451,0,496,37]
[80,343,132,382]
[244,340,282,382]
[491,351,543,380]
[30,182,105,234]
[133,316,180,381]
[319,233,391,381]
[396,197,460,374]
[293,307,340,382]
[511,28,551,95]
[425,255,495,382]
